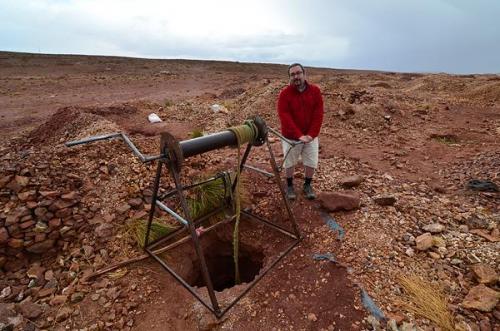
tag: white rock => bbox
[415,233,433,251]
[422,223,445,233]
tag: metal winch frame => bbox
[66,116,301,318]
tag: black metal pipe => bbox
[179,131,238,158]
[177,115,267,159]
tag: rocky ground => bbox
[0,52,499,330]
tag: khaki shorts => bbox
[282,137,319,169]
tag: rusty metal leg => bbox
[167,161,221,315]
[231,143,253,193]
[266,139,301,239]
[144,160,164,247]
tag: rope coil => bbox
[227,120,258,283]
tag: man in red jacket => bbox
[277,63,324,200]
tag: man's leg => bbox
[302,138,319,200]
[304,166,315,178]
[282,141,300,200]
[285,166,296,200]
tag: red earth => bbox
[0,52,499,330]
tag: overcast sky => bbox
[1,0,499,74]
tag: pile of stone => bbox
[0,172,87,271]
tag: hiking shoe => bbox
[286,185,296,200]
[303,184,316,200]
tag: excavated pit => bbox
[187,236,264,292]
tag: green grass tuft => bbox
[190,129,204,138]
[127,219,178,248]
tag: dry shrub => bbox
[187,175,227,222]
[398,275,455,331]
[187,172,250,221]
[127,218,178,248]
[189,129,204,138]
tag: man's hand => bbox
[299,135,313,143]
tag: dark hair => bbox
[288,63,305,76]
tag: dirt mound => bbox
[219,87,246,99]
[28,103,176,147]
[464,81,500,102]
[88,104,139,117]
[29,106,120,146]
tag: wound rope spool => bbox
[227,120,258,284]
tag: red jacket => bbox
[277,82,324,140]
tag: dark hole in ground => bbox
[190,237,264,292]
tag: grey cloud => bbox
[0,0,499,73]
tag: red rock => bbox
[373,194,397,206]
[116,204,131,214]
[0,227,9,244]
[7,238,24,248]
[25,239,55,254]
[340,175,364,188]
[5,214,19,226]
[479,318,491,331]
[50,295,67,306]
[26,201,38,209]
[462,285,500,312]
[44,269,54,281]
[27,263,45,279]
[18,300,43,319]
[39,190,59,198]
[48,218,62,229]
[48,231,60,240]
[0,175,13,189]
[17,190,37,201]
[20,214,32,222]
[415,233,433,251]
[318,191,361,212]
[19,220,35,230]
[48,199,75,211]
[3,255,28,272]
[127,198,143,209]
[471,264,498,285]
[95,223,114,239]
[470,229,499,242]
[7,175,29,192]
[5,207,30,226]
[38,199,54,207]
[132,210,148,220]
[37,287,56,298]
[34,233,46,242]
[82,245,94,257]
[55,208,72,218]
[386,312,405,325]
[0,256,6,268]
[34,207,48,218]
[55,307,73,321]
[7,225,20,236]
[61,191,80,201]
